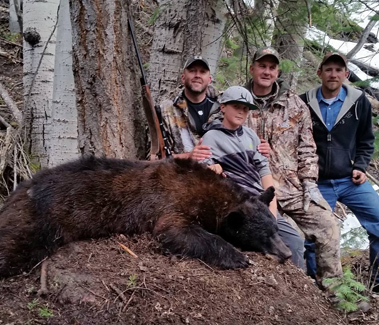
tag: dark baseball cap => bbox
[319,52,347,68]
[252,47,280,64]
[218,86,258,110]
[183,56,210,70]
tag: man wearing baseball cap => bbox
[159,56,220,160]
[244,46,343,287]
[300,52,379,292]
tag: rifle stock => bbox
[128,17,167,160]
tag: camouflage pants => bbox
[280,201,342,285]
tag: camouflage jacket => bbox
[245,79,319,210]
[159,86,221,154]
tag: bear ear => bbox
[225,211,245,230]
[258,186,275,206]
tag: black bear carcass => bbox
[0,157,291,277]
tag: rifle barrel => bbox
[128,18,146,85]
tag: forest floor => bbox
[1,2,379,325]
[0,234,376,325]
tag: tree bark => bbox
[9,0,22,33]
[271,0,307,89]
[48,0,79,167]
[70,0,146,159]
[148,0,226,102]
[254,0,279,46]
[23,0,59,167]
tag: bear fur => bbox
[0,156,291,277]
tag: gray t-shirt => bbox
[202,121,271,196]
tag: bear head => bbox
[219,186,292,263]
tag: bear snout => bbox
[266,233,292,263]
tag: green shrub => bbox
[323,267,369,312]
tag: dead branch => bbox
[304,0,312,27]
[79,284,108,300]
[0,51,22,64]
[0,115,14,176]
[110,283,128,304]
[0,37,23,48]
[37,260,49,296]
[335,202,347,220]
[0,80,22,124]
[117,242,138,258]
[122,290,136,312]
[367,171,379,188]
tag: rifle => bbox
[128,17,171,160]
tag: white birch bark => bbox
[23,0,59,168]
[48,0,79,167]
[148,0,226,102]
[254,0,279,46]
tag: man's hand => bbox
[352,170,367,184]
[258,138,270,158]
[303,180,331,212]
[190,138,212,161]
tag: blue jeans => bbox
[305,177,379,283]
[277,214,305,270]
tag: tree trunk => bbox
[254,0,279,46]
[23,0,59,168]
[48,0,79,167]
[9,0,22,33]
[271,0,307,89]
[148,0,226,102]
[70,0,146,159]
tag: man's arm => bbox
[353,95,375,178]
[172,138,211,160]
[296,97,319,183]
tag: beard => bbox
[183,80,208,96]
[324,81,342,93]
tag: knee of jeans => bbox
[291,236,305,253]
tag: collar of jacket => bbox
[172,87,221,133]
[244,78,290,108]
[305,84,363,127]
[203,119,244,136]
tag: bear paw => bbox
[217,251,249,269]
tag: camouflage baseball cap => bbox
[218,86,258,110]
[183,56,210,70]
[319,52,347,68]
[252,46,280,64]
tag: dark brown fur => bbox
[0,156,291,277]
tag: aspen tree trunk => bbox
[254,0,279,46]
[70,0,146,159]
[23,0,59,167]
[272,0,307,89]
[148,0,226,102]
[48,0,79,167]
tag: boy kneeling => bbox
[202,86,304,269]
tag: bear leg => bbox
[155,223,249,269]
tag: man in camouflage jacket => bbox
[159,56,221,160]
[245,47,342,286]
